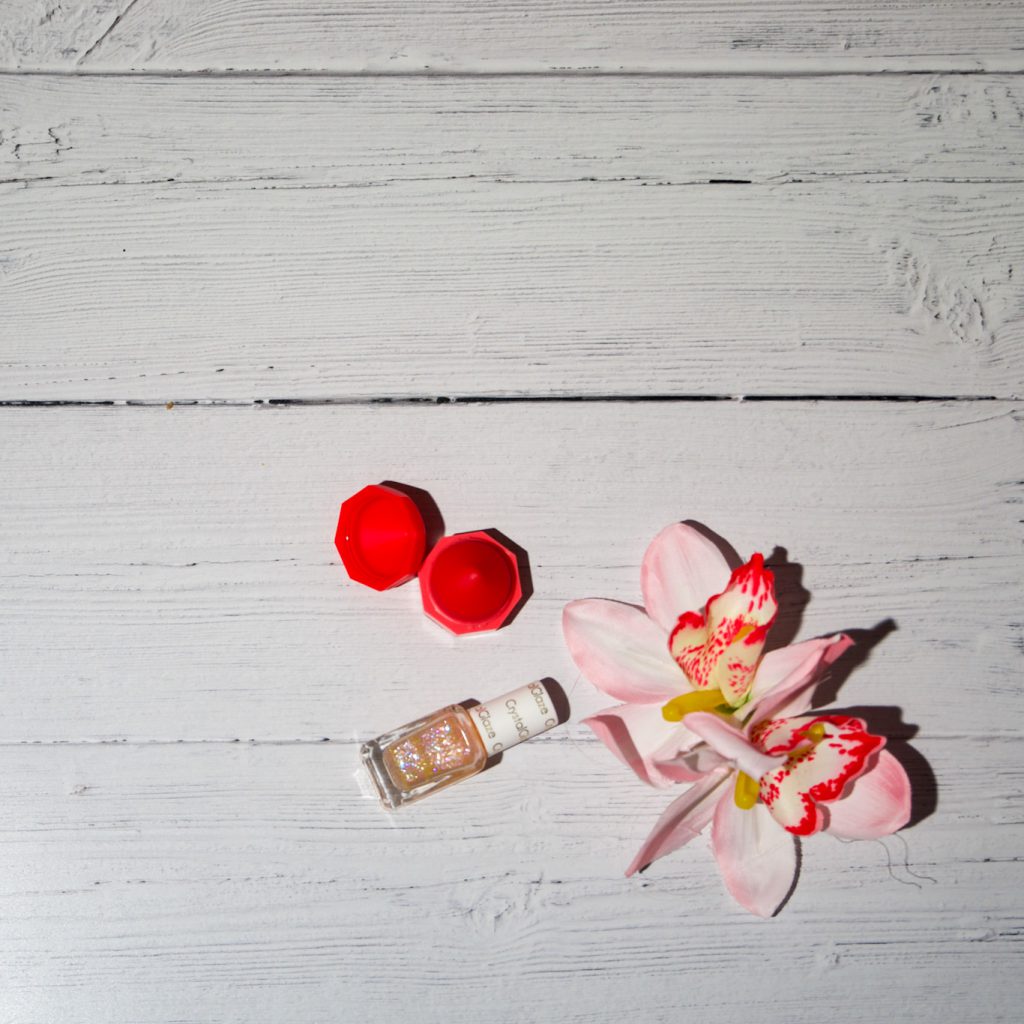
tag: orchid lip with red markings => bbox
[754,715,887,836]
[668,551,778,708]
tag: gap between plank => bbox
[0,395,1010,409]
[3,67,1024,81]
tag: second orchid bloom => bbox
[563,523,911,917]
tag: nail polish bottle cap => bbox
[335,484,427,591]
[465,680,560,756]
[419,531,523,635]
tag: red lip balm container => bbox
[335,484,523,635]
[418,531,522,635]
[335,484,427,591]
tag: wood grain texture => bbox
[2,0,1024,73]
[2,175,1021,400]
[3,5,1023,1021]
[4,74,1021,401]
[0,401,1019,742]
[0,735,1019,1024]
[5,73,1024,189]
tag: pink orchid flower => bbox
[563,523,912,916]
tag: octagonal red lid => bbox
[335,484,427,591]
[419,531,522,635]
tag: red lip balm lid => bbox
[335,484,427,591]
[419,531,523,635]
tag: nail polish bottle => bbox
[360,680,560,809]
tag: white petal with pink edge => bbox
[582,703,703,789]
[640,522,732,633]
[825,750,912,840]
[757,715,886,836]
[744,633,854,724]
[711,797,798,918]
[563,598,683,703]
[669,554,778,706]
[625,767,731,876]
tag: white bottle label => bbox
[467,680,559,756]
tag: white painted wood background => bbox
[1,3,1022,1022]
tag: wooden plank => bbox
[1,175,1022,400]
[0,737,1019,1023]
[5,74,1024,189]
[0,401,1019,742]
[4,73,1020,401]
[2,1,1023,73]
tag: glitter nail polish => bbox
[360,680,560,809]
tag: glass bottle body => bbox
[360,704,487,810]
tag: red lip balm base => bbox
[419,532,523,635]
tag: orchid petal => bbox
[684,712,783,782]
[640,523,732,633]
[563,599,683,703]
[712,796,798,918]
[669,554,778,706]
[583,704,702,788]
[655,743,729,783]
[745,634,854,725]
[757,715,886,836]
[625,768,731,876]
[825,750,912,840]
